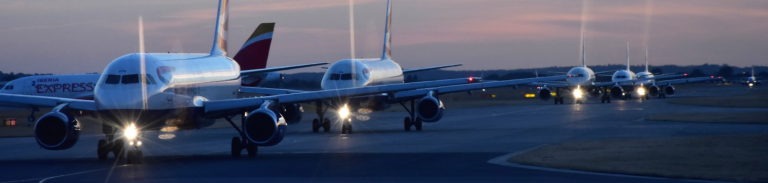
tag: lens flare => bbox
[125,123,138,140]
[339,104,350,119]
[637,88,646,95]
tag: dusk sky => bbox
[1,0,767,75]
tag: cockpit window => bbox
[340,73,353,80]
[578,74,584,77]
[329,74,341,80]
[3,85,13,90]
[144,74,157,84]
[121,74,140,84]
[105,75,121,84]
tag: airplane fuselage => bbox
[94,53,241,131]
[611,70,637,85]
[566,66,595,88]
[321,58,404,90]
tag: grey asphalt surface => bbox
[0,85,766,183]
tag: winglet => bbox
[210,0,229,56]
[233,23,275,70]
[381,0,393,60]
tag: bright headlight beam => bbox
[573,89,583,99]
[637,88,646,95]
[339,104,350,119]
[125,123,138,140]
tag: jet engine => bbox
[609,85,624,99]
[34,111,81,150]
[537,87,552,100]
[587,86,601,98]
[647,85,661,97]
[243,101,287,146]
[278,103,303,124]
[664,85,675,96]
[416,92,445,122]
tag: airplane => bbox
[241,0,570,134]
[530,32,615,104]
[1,74,101,122]
[0,0,566,164]
[604,46,717,101]
[0,23,322,122]
[740,66,761,87]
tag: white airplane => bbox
[603,46,714,100]
[1,74,100,122]
[0,23,323,122]
[532,32,613,104]
[741,66,761,86]
[243,0,568,134]
[0,0,566,163]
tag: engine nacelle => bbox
[278,103,303,124]
[648,85,660,97]
[416,93,445,123]
[34,111,80,150]
[587,86,601,98]
[537,87,552,100]
[243,101,287,146]
[664,85,676,96]
[609,85,624,99]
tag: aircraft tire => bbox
[312,119,319,133]
[126,150,134,164]
[415,118,422,131]
[113,139,124,159]
[404,117,411,131]
[97,139,109,160]
[231,137,242,158]
[323,118,331,132]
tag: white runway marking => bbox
[37,168,108,183]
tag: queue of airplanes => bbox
[0,0,721,164]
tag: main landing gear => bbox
[311,100,331,133]
[553,88,564,104]
[225,115,258,157]
[399,99,423,131]
[600,88,611,103]
[97,123,125,161]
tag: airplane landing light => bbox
[125,123,138,140]
[637,88,646,95]
[339,104,350,119]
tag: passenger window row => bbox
[105,74,157,84]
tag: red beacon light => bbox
[468,77,474,82]
[684,73,688,76]
[711,76,714,78]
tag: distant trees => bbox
[484,74,500,80]
[690,68,706,77]
[717,64,734,77]
[759,71,768,77]
[650,68,663,74]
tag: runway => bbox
[1,86,766,182]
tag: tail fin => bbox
[626,42,630,71]
[645,46,649,72]
[581,32,586,67]
[233,23,275,70]
[210,0,229,56]
[381,0,392,60]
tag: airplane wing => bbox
[240,87,305,95]
[650,76,720,86]
[594,70,617,74]
[204,77,480,117]
[390,75,569,102]
[528,81,569,88]
[240,62,328,76]
[645,73,687,81]
[0,93,96,111]
[402,64,462,74]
